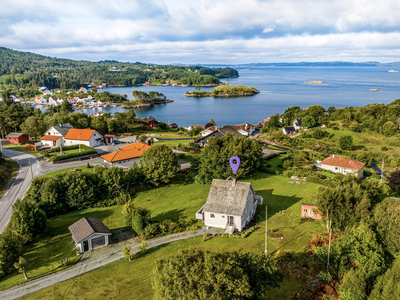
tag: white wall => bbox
[318,163,362,176]
[65,131,102,147]
[104,157,141,168]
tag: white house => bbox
[282,126,296,135]
[101,142,151,168]
[200,126,219,137]
[41,123,74,147]
[293,118,302,130]
[316,154,365,176]
[79,87,88,93]
[48,96,59,106]
[64,128,103,147]
[38,86,47,91]
[196,178,263,233]
[43,90,53,96]
[35,96,48,104]
[68,217,111,254]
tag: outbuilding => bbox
[6,133,29,144]
[300,203,322,220]
[68,217,112,254]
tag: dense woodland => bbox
[0,47,238,90]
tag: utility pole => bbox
[265,206,268,257]
[29,159,33,179]
[78,134,81,153]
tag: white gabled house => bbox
[316,154,365,177]
[43,90,53,96]
[282,126,296,135]
[35,96,48,104]
[41,123,74,147]
[196,178,263,233]
[293,118,302,130]
[79,87,88,93]
[48,96,59,106]
[64,128,103,147]
[200,126,219,137]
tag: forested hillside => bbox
[0,47,238,89]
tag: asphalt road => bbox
[0,149,40,233]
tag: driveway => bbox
[0,149,40,233]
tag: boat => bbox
[369,89,380,91]
[388,70,399,73]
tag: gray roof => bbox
[68,217,111,244]
[203,179,255,216]
[6,133,27,138]
[196,126,243,145]
[284,126,296,132]
[52,123,74,136]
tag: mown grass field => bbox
[2,144,40,157]
[5,168,324,298]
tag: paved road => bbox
[0,229,204,300]
[0,149,40,233]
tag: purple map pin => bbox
[230,156,240,175]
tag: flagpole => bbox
[381,158,384,183]
[265,206,268,257]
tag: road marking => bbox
[4,192,7,196]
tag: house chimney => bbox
[332,154,335,158]
[59,123,62,128]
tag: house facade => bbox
[316,155,365,176]
[282,127,296,135]
[196,127,243,146]
[64,128,103,147]
[196,178,263,232]
[300,203,322,220]
[41,123,74,147]
[68,217,111,254]
[293,118,302,130]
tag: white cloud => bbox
[1,0,400,63]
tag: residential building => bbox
[196,127,243,146]
[6,133,29,144]
[316,154,365,176]
[143,116,157,128]
[300,203,322,220]
[43,90,53,96]
[200,126,219,137]
[223,122,256,136]
[69,217,111,254]
[293,118,302,130]
[64,128,103,147]
[41,123,74,146]
[40,135,62,147]
[101,142,151,168]
[35,96,48,104]
[169,123,179,128]
[48,96,59,106]
[282,127,296,135]
[196,178,263,233]
[79,87,88,93]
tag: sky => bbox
[1,0,400,64]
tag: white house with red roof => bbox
[64,128,103,147]
[201,126,219,137]
[43,90,53,96]
[316,155,365,176]
[35,96,48,104]
[79,87,88,93]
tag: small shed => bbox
[169,123,178,128]
[300,203,322,220]
[282,127,296,135]
[6,133,29,144]
[68,217,112,254]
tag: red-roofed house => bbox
[64,128,103,147]
[316,155,365,176]
[102,142,151,168]
[6,133,29,144]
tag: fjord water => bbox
[92,66,399,126]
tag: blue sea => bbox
[76,66,400,127]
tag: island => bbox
[121,90,174,108]
[303,81,323,84]
[184,85,260,97]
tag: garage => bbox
[91,236,106,249]
[69,217,112,254]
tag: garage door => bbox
[91,236,106,249]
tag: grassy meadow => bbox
[3,165,325,298]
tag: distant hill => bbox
[0,47,239,89]
[199,61,400,67]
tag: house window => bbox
[210,213,215,218]
[221,215,225,219]
[335,167,338,170]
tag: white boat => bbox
[388,70,399,73]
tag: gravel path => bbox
[0,229,204,300]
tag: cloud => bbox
[1,0,400,63]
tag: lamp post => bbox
[265,206,268,257]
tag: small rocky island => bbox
[185,85,260,97]
[303,81,323,84]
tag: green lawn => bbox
[2,144,40,157]
[0,157,17,198]
[7,170,324,297]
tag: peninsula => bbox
[184,85,260,97]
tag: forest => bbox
[0,47,238,90]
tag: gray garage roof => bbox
[203,178,255,216]
[68,217,111,244]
